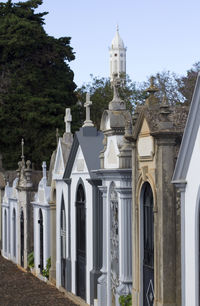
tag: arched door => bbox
[13,209,16,258]
[76,184,86,300]
[143,182,154,306]
[4,210,7,254]
[20,210,24,267]
[61,197,66,288]
[39,209,44,273]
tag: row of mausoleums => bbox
[1,73,200,306]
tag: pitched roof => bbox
[172,73,200,182]
[64,127,104,179]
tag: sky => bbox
[9,0,200,87]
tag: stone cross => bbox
[64,108,72,133]
[56,128,59,144]
[21,138,25,164]
[83,92,94,127]
[42,161,47,179]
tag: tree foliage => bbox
[76,74,146,129]
[0,0,77,169]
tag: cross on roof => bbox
[83,92,94,127]
[64,108,72,133]
[42,161,47,179]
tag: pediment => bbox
[71,145,88,174]
[53,139,65,179]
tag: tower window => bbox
[114,53,117,56]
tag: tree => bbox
[76,74,146,129]
[146,71,185,105]
[176,62,200,105]
[0,0,77,169]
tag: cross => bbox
[64,108,72,133]
[42,161,47,179]
[56,128,59,144]
[21,138,25,163]
[83,92,94,127]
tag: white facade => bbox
[109,26,126,82]
[32,162,51,276]
[172,73,200,306]
[1,179,18,264]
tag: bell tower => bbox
[109,25,126,82]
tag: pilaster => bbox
[155,136,177,305]
[97,186,107,306]
[88,179,102,305]
[65,178,72,292]
[115,187,132,300]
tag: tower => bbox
[109,26,126,82]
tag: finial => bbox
[83,92,94,127]
[116,24,119,32]
[42,161,47,179]
[145,76,159,95]
[21,138,25,163]
[144,76,159,106]
[56,128,59,144]
[161,93,168,106]
[109,73,126,110]
[64,108,72,133]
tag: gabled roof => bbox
[64,127,104,180]
[172,73,200,182]
[132,104,188,140]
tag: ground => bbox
[0,255,78,306]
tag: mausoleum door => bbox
[13,209,16,258]
[143,183,154,306]
[20,211,24,267]
[4,210,7,254]
[61,198,66,288]
[39,209,44,273]
[76,184,86,300]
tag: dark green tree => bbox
[0,0,77,169]
[176,62,200,105]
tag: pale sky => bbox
[8,0,200,87]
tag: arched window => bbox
[142,182,154,306]
[20,210,24,267]
[4,210,7,254]
[76,183,86,300]
[39,209,43,273]
[13,209,16,258]
[60,196,66,288]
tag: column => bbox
[116,186,132,302]
[49,200,56,284]
[88,179,102,305]
[65,178,72,292]
[97,186,107,306]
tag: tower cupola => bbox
[109,25,126,82]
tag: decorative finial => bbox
[83,92,94,127]
[42,161,47,179]
[161,93,168,106]
[64,108,72,133]
[109,73,126,110]
[21,138,25,163]
[144,76,159,106]
[145,76,159,95]
[56,128,59,144]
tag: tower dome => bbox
[109,26,126,82]
[111,26,125,49]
